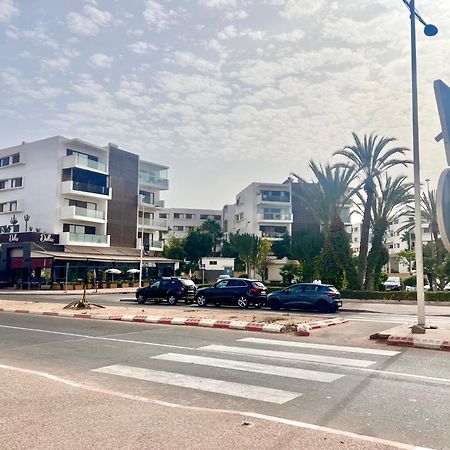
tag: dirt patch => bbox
[0,299,320,327]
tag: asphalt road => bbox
[1,312,450,449]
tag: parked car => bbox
[136,277,196,305]
[195,278,267,309]
[267,283,342,313]
[383,276,403,291]
[444,282,450,291]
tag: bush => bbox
[403,276,416,287]
[340,290,450,302]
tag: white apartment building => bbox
[163,208,222,238]
[223,182,293,240]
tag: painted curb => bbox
[296,318,349,336]
[0,307,287,334]
[387,335,450,351]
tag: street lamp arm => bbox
[401,0,438,35]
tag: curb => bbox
[0,307,286,334]
[387,335,450,351]
[297,318,349,336]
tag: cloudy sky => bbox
[0,0,449,209]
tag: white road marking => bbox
[199,345,376,368]
[151,353,344,383]
[0,363,431,450]
[92,364,301,404]
[238,337,400,356]
[0,324,192,350]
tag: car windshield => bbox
[252,282,266,288]
[386,277,400,283]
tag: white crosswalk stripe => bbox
[346,313,450,324]
[92,339,400,405]
[237,337,401,356]
[92,364,301,404]
[151,353,344,383]
[199,344,376,367]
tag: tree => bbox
[23,214,30,231]
[272,233,291,259]
[200,218,223,256]
[229,233,260,276]
[280,262,303,285]
[334,133,410,289]
[360,175,414,290]
[220,240,245,271]
[255,238,272,281]
[398,249,416,275]
[163,235,187,261]
[184,229,213,263]
[290,230,324,282]
[9,214,18,231]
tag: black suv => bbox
[195,278,267,309]
[136,278,197,305]
[267,283,342,313]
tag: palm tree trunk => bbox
[358,190,374,289]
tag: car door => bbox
[284,285,305,309]
[209,279,230,302]
[301,284,319,309]
[146,281,161,300]
[226,279,247,304]
[158,279,172,299]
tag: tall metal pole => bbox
[138,196,144,288]
[409,0,426,327]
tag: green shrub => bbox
[403,276,416,287]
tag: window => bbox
[9,201,17,211]
[174,225,184,231]
[66,149,98,162]
[63,224,96,234]
[209,261,218,265]
[200,214,208,220]
[11,177,22,188]
[0,203,5,212]
[215,280,228,288]
[174,213,184,219]
[186,213,195,219]
[159,213,168,219]
[186,226,195,231]
[139,190,154,205]
[304,285,318,292]
[353,237,358,242]
[213,215,221,221]
[11,153,20,164]
[228,279,247,287]
[0,157,9,167]
[0,180,6,190]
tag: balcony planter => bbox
[108,282,118,289]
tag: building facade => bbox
[164,208,222,238]
[0,136,174,285]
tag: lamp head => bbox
[424,24,438,36]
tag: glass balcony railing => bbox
[69,233,108,244]
[74,207,105,220]
[75,154,107,172]
[258,213,292,221]
[72,181,109,195]
[141,218,167,228]
[139,172,169,189]
[149,240,163,249]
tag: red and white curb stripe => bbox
[297,318,349,336]
[0,307,285,334]
[387,335,450,351]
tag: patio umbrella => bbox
[127,268,140,281]
[105,268,121,281]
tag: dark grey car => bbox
[267,283,342,313]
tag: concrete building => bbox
[199,256,234,282]
[164,208,222,238]
[223,182,293,241]
[0,136,175,286]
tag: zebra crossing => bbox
[92,337,401,405]
[345,312,450,325]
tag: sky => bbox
[0,0,449,210]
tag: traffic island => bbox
[370,323,450,351]
[0,300,329,335]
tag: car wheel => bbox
[167,294,178,306]
[237,295,249,309]
[317,300,330,313]
[137,294,146,304]
[270,300,280,310]
[196,295,208,307]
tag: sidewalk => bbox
[0,287,136,295]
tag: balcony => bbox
[60,206,106,223]
[257,213,293,222]
[257,192,290,204]
[61,180,112,199]
[140,218,168,230]
[139,172,169,190]
[60,232,110,246]
[149,240,163,251]
[62,154,107,174]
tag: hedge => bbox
[340,290,450,302]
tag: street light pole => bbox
[138,194,144,288]
[405,0,438,329]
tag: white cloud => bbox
[41,57,71,73]
[272,29,305,42]
[0,0,19,23]
[143,1,177,32]
[66,5,113,36]
[6,24,58,49]
[89,53,114,69]
[279,0,325,19]
[200,0,237,7]
[127,28,144,36]
[225,9,248,20]
[128,41,158,54]
[165,51,220,73]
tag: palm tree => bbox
[334,133,410,289]
[292,161,357,231]
[200,218,223,256]
[363,176,414,290]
